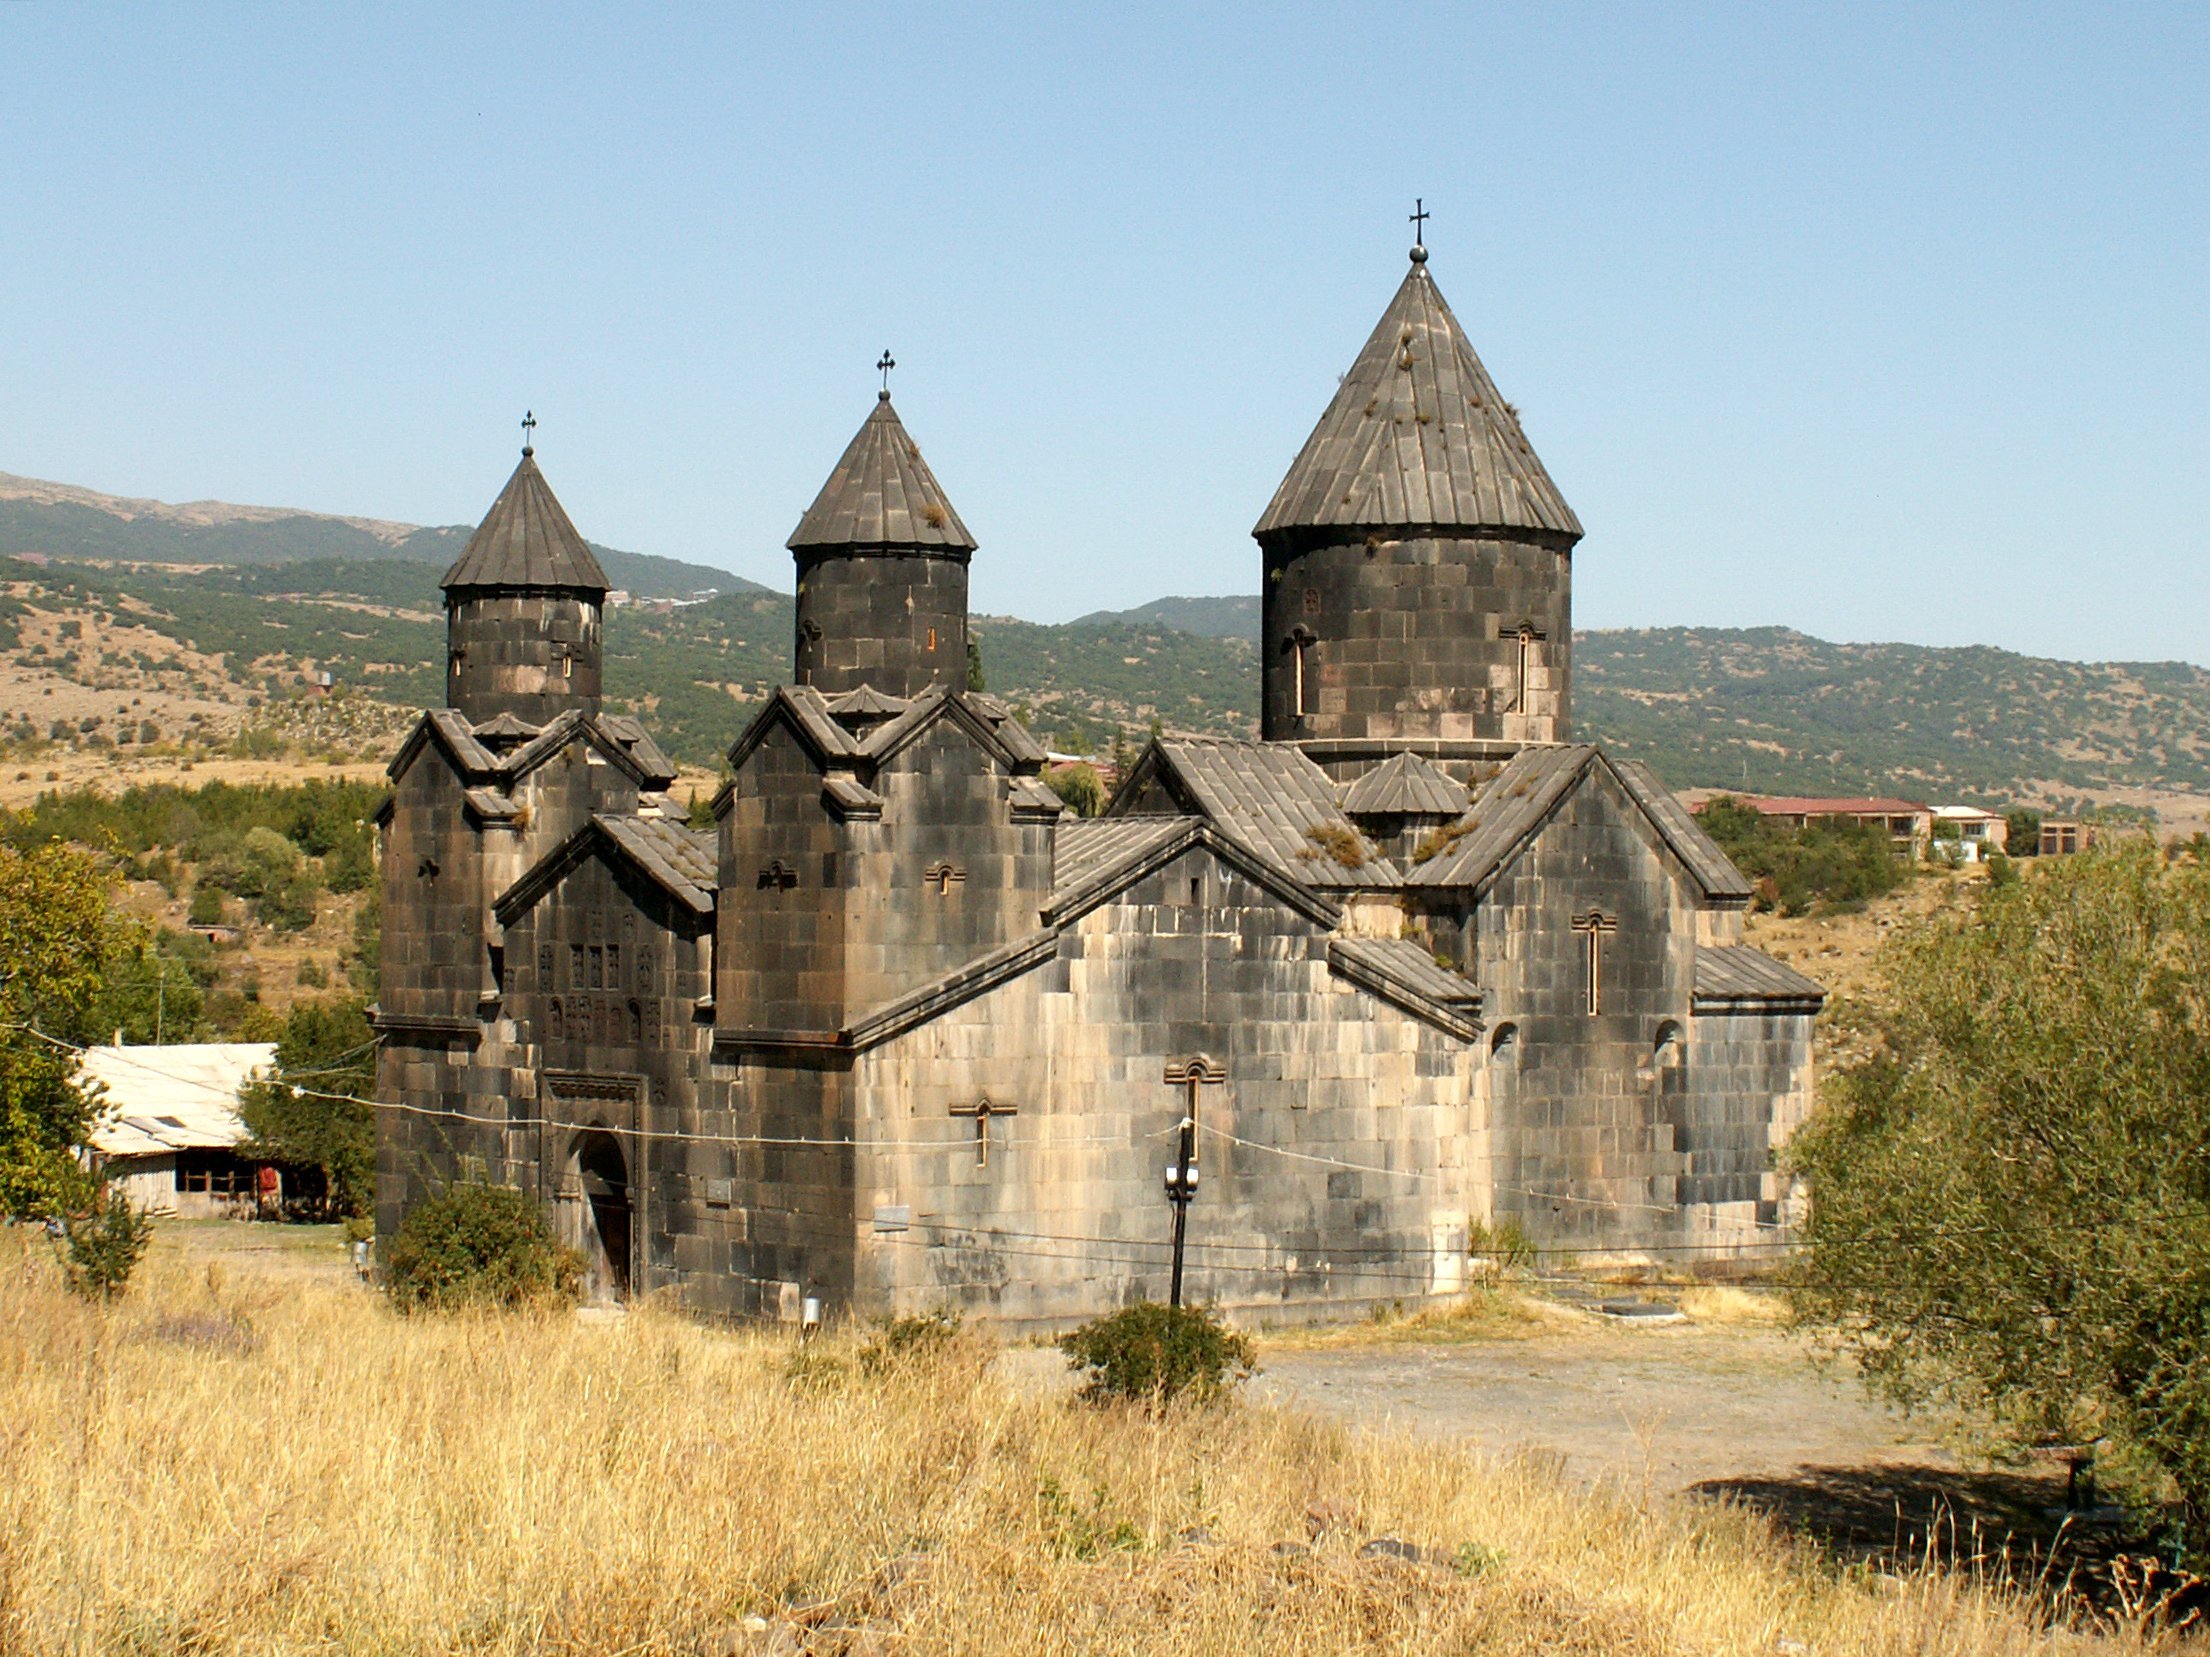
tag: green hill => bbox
[1070,595,1259,641]
[3,549,2205,810]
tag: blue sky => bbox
[2,4,2204,664]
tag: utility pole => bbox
[1164,1103,1198,1306]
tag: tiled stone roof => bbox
[1327,935,1483,1039]
[1052,816,1198,899]
[1610,759,1755,901]
[1254,254,1582,542]
[1340,749,1467,816]
[788,394,976,552]
[441,453,610,592]
[590,815,717,913]
[1137,740,1399,890]
[1404,745,1595,890]
[390,707,677,792]
[1693,946,1825,1009]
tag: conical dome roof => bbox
[440,452,610,593]
[1255,255,1581,542]
[788,393,976,553]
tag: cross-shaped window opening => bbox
[1570,908,1618,1015]
[950,1095,1016,1167]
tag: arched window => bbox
[628,1001,643,1042]
[1653,1021,1684,1073]
[548,998,563,1040]
[1489,1022,1519,1067]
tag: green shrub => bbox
[1057,1301,1255,1406]
[1696,796,1906,916]
[322,831,374,893]
[857,1308,965,1375]
[61,1182,154,1300]
[385,1183,582,1312]
[187,886,225,926]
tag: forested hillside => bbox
[4,547,2205,810]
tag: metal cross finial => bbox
[1409,198,1430,256]
[877,350,895,397]
[521,409,537,457]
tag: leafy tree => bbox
[322,829,374,894]
[1790,844,2210,1553]
[0,842,120,1217]
[965,638,986,692]
[59,1171,154,1300]
[347,884,381,998]
[87,934,208,1045]
[1044,762,1108,819]
[2005,807,2043,857]
[238,994,375,1218]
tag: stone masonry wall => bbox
[1455,766,1700,1248]
[1260,533,1571,744]
[446,591,603,724]
[836,847,1479,1329]
[794,549,969,698]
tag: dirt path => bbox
[1247,1323,1951,1494]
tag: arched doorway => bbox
[573,1130,632,1301]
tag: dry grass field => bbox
[0,1229,2194,1656]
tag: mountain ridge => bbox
[0,468,764,601]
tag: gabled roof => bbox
[1114,739,1398,890]
[1693,946,1825,1012]
[726,684,1045,779]
[1341,749,1467,817]
[495,812,716,924]
[1326,936,1483,1041]
[389,707,677,793]
[441,452,610,593]
[788,394,977,553]
[1254,253,1582,543]
[1404,744,1595,891]
[1610,759,1755,901]
[825,685,909,720]
[1052,816,1200,901]
[1403,745,1754,905]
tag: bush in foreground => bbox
[384,1183,582,1312]
[60,1179,154,1300]
[1058,1301,1255,1405]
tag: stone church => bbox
[373,241,1823,1324]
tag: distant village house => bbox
[1930,806,2008,862]
[82,1042,283,1216]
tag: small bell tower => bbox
[440,414,610,725]
[788,366,976,697]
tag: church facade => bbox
[373,245,1822,1325]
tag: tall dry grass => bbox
[0,1231,2184,1655]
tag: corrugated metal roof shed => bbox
[82,1043,277,1157]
